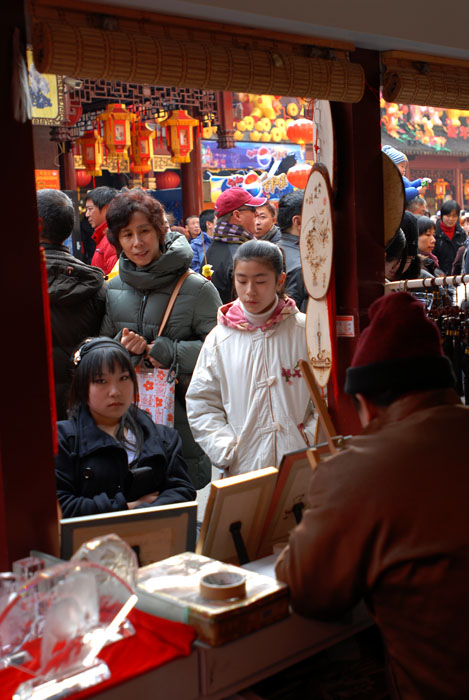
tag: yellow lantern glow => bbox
[98,104,136,164]
[160,110,199,164]
[130,122,156,174]
[434,178,447,198]
[77,130,103,177]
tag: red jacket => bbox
[91,221,118,276]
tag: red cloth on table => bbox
[0,609,195,700]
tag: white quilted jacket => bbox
[186,302,318,475]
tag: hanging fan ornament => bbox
[305,297,333,388]
[300,163,335,390]
[312,100,335,189]
[300,163,334,299]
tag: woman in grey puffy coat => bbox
[100,190,221,489]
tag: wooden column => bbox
[59,140,77,191]
[181,128,203,219]
[0,7,59,568]
[328,49,385,436]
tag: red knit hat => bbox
[345,292,454,396]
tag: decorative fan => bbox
[300,163,334,300]
[305,296,332,388]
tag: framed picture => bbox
[60,501,197,567]
[256,448,318,559]
[256,436,352,559]
[196,467,278,565]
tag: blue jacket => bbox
[402,176,422,204]
[56,404,196,517]
[190,231,212,272]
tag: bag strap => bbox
[158,269,193,337]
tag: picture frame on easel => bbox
[196,467,278,565]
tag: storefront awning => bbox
[31,13,364,103]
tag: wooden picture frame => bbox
[196,468,278,565]
[256,436,353,559]
[256,448,319,559]
[60,501,197,567]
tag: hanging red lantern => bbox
[98,104,136,166]
[155,171,181,190]
[77,130,103,177]
[434,178,448,198]
[75,169,92,188]
[286,163,313,189]
[130,121,156,174]
[160,110,199,164]
[286,118,314,146]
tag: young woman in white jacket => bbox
[186,239,318,476]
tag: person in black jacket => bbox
[38,189,107,419]
[56,337,196,518]
[205,187,266,303]
[433,199,466,275]
[277,190,307,312]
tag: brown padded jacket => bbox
[276,389,469,699]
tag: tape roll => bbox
[199,571,246,601]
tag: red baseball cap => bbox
[215,188,267,217]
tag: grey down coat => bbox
[100,230,221,488]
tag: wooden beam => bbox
[29,0,356,54]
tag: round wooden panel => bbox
[313,100,335,188]
[382,151,405,244]
[300,163,334,300]
[305,296,332,388]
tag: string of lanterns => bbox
[74,104,200,181]
[74,104,315,192]
[286,117,314,189]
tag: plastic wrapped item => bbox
[12,557,45,581]
[0,573,21,618]
[71,534,139,591]
[0,561,137,700]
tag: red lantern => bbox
[130,121,156,174]
[75,170,92,188]
[155,171,181,190]
[464,179,469,200]
[286,163,313,190]
[160,110,199,164]
[286,118,314,146]
[77,130,103,177]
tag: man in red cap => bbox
[205,187,266,303]
[276,292,469,699]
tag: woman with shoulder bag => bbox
[100,190,221,489]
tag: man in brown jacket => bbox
[276,292,469,699]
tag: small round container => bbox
[199,571,246,601]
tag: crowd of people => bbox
[39,172,469,698]
[383,146,469,286]
[41,183,316,516]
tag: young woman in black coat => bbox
[433,200,466,275]
[56,337,195,518]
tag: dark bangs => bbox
[68,345,138,413]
